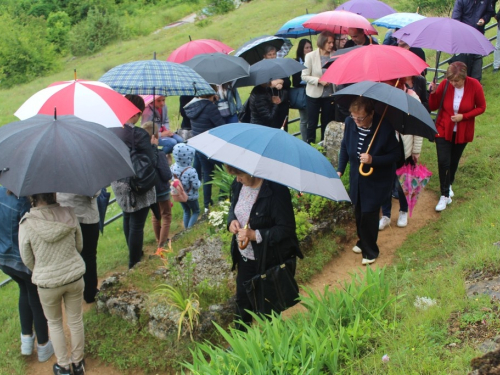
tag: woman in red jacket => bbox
[429,61,486,212]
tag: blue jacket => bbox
[0,187,31,273]
[171,143,201,201]
[184,98,225,136]
[337,115,400,212]
[452,0,494,33]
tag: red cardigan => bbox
[429,76,486,144]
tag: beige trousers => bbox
[38,277,84,367]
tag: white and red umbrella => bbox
[15,80,141,128]
[303,10,378,35]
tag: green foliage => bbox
[399,0,454,16]
[208,0,236,15]
[207,164,234,200]
[294,210,312,242]
[0,14,59,88]
[68,7,124,56]
[183,267,397,374]
[47,11,71,54]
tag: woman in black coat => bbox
[226,166,303,331]
[337,97,400,265]
[249,83,282,128]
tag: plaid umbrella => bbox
[99,59,215,97]
[277,38,293,58]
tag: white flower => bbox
[414,296,437,310]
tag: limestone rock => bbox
[323,121,345,169]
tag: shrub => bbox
[209,0,235,15]
[47,11,72,54]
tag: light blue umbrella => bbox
[275,14,319,38]
[372,12,426,29]
[187,123,350,202]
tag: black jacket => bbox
[337,115,400,212]
[249,85,279,127]
[408,75,430,112]
[184,98,225,136]
[110,125,157,166]
[344,35,379,48]
[227,179,303,271]
[155,150,172,197]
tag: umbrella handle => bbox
[359,163,373,176]
[239,237,250,250]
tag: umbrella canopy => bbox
[234,35,291,65]
[0,115,134,197]
[234,58,305,88]
[99,59,215,97]
[372,12,426,29]
[336,0,396,19]
[322,46,364,68]
[303,10,378,35]
[392,17,494,56]
[187,123,350,202]
[275,14,320,38]
[397,163,432,217]
[322,45,429,84]
[14,80,140,128]
[182,53,250,85]
[332,81,437,140]
[167,39,234,63]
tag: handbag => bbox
[288,87,307,110]
[243,231,300,315]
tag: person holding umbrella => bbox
[337,97,400,265]
[429,61,486,211]
[301,31,336,143]
[293,39,313,141]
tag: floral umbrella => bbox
[396,163,432,217]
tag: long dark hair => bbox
[295,39,312,62]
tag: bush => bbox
[47,11,72,54]
[399,0,454,16]
[68,7,124,56]
[209,0,235,15]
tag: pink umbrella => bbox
[321,45,429,84]
[396,163,432,217]
[303,10,378,35]
[14,79,140,128]
[167,38,234,63]
[336,0,396,19]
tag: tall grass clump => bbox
[182,267,398,374]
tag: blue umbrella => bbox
[187,123,350,202]
[372,12,426,29]
[275,14,320,38]
[99,59,215,97]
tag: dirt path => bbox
[25,189,440,374]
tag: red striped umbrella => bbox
[15,80,141,128]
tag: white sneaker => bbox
[21,333,35,355]
[397,211,408,227]
[362,258,376,265]
[352,245,362,254]
[379,216,391,230]
[449,185,454,198]
[37,340,54,363]
[435,196,452,211]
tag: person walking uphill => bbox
[19,193,86,375]
[0,187,53,363]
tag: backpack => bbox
[171,167,191,202]
[128,128,157,195]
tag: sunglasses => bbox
[349,114,369,122]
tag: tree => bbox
[47,11,72,54]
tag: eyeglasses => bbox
[349,114,369,122]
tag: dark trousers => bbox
[195,151,223,209]
[435,135,467,197]
[80,223,100,303]
[381,175,408,217]
[306,95,335,144]
[354,202,380,260]
[0,265,49,344]
[234,250,258,332]
[123,206,150,269]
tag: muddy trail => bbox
[24,188,441,375]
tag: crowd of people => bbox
[0,0,495,372]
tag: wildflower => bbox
[382,354,390,363]
[414,296,437,310]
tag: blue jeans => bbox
[180,199,200,228]
[381,175,408,217]
[159,134,184,154]
[195,151,223,209]
[223,114,239,124]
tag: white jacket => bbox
[19,204,85,289]
[302,49,331,98]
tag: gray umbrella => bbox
[234,58,305,88]
[0,114,134,197]
[182,53,250,85]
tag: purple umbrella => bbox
[393,17,494,82]
[336,0,396,19]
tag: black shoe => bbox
[72,359,86,375]
[53,363,71,375]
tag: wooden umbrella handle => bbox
[239,237,250,250]
[359,163,374,176]
[359,104,390,178]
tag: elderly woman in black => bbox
[226,165,303,331]
[337,97,400,265]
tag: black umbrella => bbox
[234,35,288,65]
[234,58,305,88]
[182,53,250,85]
[332,81,437,176]
[0,114,134,197]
